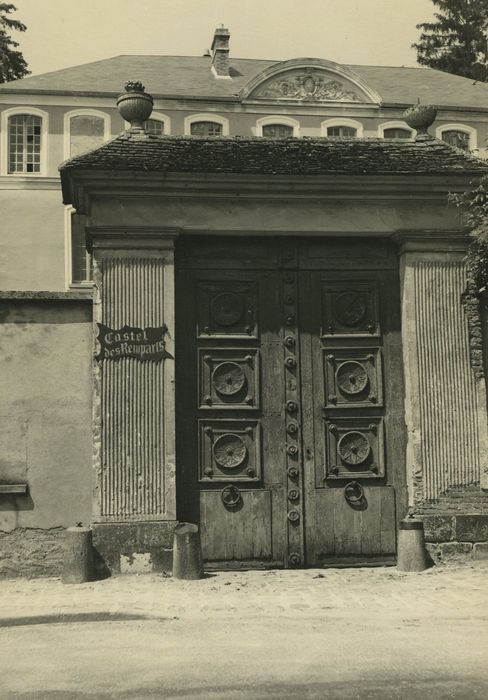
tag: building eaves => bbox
[3,54,488,110]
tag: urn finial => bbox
[403,104,437,139]
[117,80,154,131]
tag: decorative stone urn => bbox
[403,104,437,136]
[116,80,153,129]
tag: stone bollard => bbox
[397,517,430,572]
[62,525,94,584]
[172,522,204,580]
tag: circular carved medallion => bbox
[337,431,371,465]
[336,361,368,395]
[334,292,367,327]
[212,362,246,396]
[213,433,247,469]
[211,293,244,327]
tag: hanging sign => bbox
[96,324,173,361]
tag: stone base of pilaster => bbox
[92,521,178,576]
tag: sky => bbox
[11,0,436,77]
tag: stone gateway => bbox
[1,29,488,575]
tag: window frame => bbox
[184,113,229,136]
[321,118,363,138]
[378,121,415,140]
[435,123,477,152]
[144,113,171,135]
[63,109,111,160]
[124,111,171,135]
[65,205,92,288]
[255,115,300,137]
[1,107,49,177]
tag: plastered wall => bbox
[0,299,93,532]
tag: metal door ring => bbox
[344,480,364,505]
[221,485,241,508]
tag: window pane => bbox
[190,121,222,136]
[8,114,42,173]
[69,115,105,157]
[144,119,165,135]
[383,128,411,140]
[441,130,470,151]
[327,126,357,137]
[262,124,294,138]
[71,212,91,284]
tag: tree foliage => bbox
[0,2,29,83]
[450,179,488,380]
[452,178,488,291]
[413,0,488,81]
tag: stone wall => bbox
[0,297,93,577]
[424,513,488,563]
[0,527,65,578]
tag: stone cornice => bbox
[87,228,180,253]
[63,170,480,214]
[394,230,469,254]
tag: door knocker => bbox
[344,480,365,507]
[221,485,241,509]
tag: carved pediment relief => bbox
[251,69,366,103]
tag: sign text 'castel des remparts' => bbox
[96,324,173,361]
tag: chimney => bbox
[211,26,231,79]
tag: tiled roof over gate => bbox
[60,134,488,178]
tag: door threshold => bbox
[205,556,396,571]
[315,556,396,568]
[205,560,284,571]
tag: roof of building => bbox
[59,133,488,183]
[2,54,488,109]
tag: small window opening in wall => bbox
[190,121,223,136]
[327,125,357,137]
[69,115,104,158]
[383,128,412,140]
[8,114,41,173]
[144,119,165,136]
[71,213,92,285]
[441,129,470,151]
[262,123,294,138]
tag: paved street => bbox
[1,563,487,699]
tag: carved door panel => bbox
[299,264,406,566]
[176,237,405,568]
[176,255,298,568]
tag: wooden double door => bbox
[176,236,406,568]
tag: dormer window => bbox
[327,125,357,137]
[190,121,223,136]
[256,116,300,137]
[383,128,411,140]
[69,114,105,157]
[144,117,168,136]
[145,119,164,135]
[185,114,229,136]
[441,129,469,151]
[435,124,477,152]
[8,114,42,173]
[64,110,110,160]
[378,122,414,140]
[262,123,294,138]
[321,118,363,138]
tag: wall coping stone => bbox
[0,290,93,301]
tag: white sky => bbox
[13,0,436,76]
